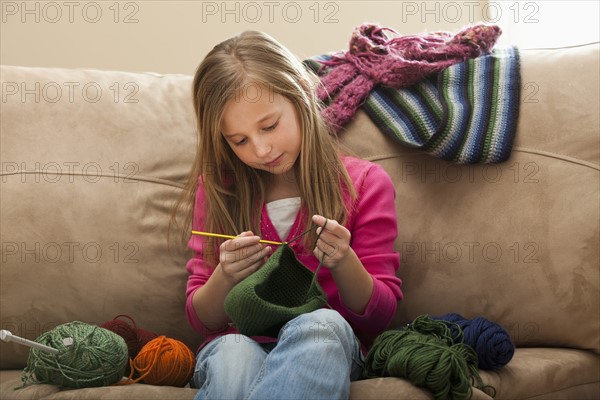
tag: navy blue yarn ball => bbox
[432,313,515,370]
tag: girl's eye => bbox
[263,122,278,132]
[234,138,248,146]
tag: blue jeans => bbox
[191,309,365,400]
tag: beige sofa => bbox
[1,42,598,399]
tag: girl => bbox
[173,30,403,399]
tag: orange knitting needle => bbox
[191,231,283,246]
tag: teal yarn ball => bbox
[21,321,129,389]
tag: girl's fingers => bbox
[312,214,326,225]
[245,248,271,274]
[221,242,272,271]
[313,215,341,236]
[222,243,267,263]
[219,229,272,281]
[311,217,352,268]
[230,246,272,280]
[316,239,337,258]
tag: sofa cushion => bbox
[478,347,600,399]
[0,370,197,400]
[350,348,600,399]
[0,370,60,399]
[2,348,598,399]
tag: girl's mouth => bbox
[264,154,283,167]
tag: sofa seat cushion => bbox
[479,347,600,399]
[349,378,494,399]
[2,348,597,400]
[0,370,197,400]
[350,347,600,399]
[0,370,59,400]
[0,369,493,400]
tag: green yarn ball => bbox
[21,321,129,388]
[363,315,491,400]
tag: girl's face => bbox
[220,84,302,178]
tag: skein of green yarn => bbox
[363,315,492,400]
[20,321,129,389]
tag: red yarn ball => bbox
[101,318,139,358]
[136,328,159,351]
[101,315,160,360]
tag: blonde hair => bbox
[170,30,356,266]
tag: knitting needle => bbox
[0,330,60,355]
[191,231,283,246]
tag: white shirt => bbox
[265,197,301,241]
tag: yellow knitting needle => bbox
[191,231,283,246]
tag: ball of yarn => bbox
[363,316,482,400]
[136,327,159,349]
[21,321,128,388]
[101,315,158,360]
[432,313,515,370]
[101,316,139,358]
[132,336,195,387]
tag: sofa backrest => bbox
[341,43,599,354]
[1,43,598,369]
[1,67,199,369]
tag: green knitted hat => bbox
[224,243,327,337]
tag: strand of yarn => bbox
[285,223,318,245]
[305,219,328,303]
[117,336,195,387]
[19,321,128,389]
[363,315,494,400]
[283,221,328,304]
[432,313,515,370]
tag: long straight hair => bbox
[170,31,356,266]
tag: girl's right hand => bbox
[218,231,272,285]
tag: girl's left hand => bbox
[312,215,353,270]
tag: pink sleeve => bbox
[184,179,222,336]
[339,163,403,342]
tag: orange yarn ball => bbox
[132,336,195,387]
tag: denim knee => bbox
[243,310,361,399]
[213,334,265,360]
[280,309,356,349]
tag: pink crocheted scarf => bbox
[315,23,502,132]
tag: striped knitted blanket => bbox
[304,46,521,163]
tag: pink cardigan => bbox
[185,156,403,350]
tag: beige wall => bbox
[1,0,493,75]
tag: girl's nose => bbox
[254,139,272,158]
